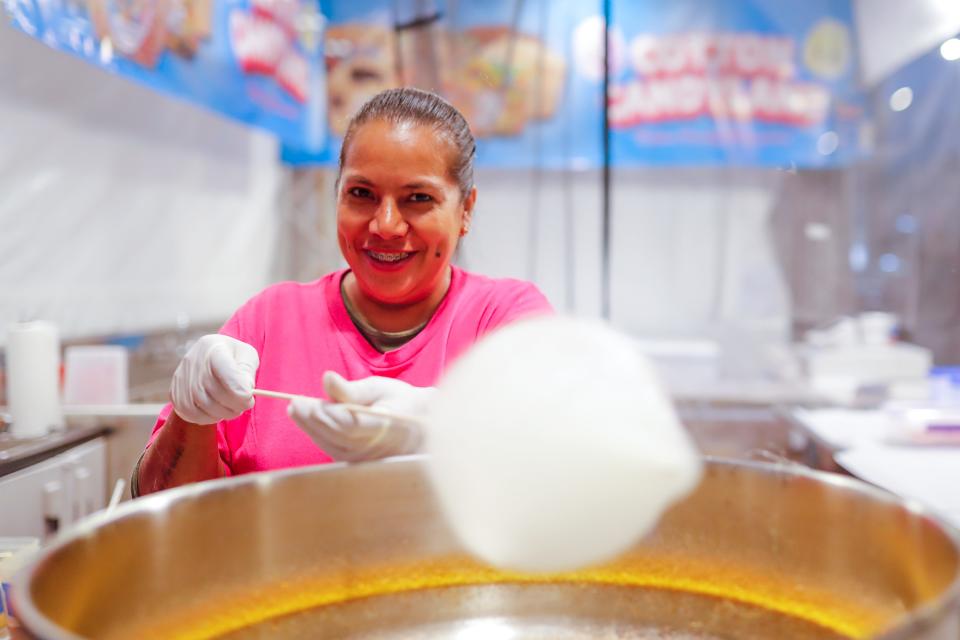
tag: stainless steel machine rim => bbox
[12,456,960,640]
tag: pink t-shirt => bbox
[148,266,552,475]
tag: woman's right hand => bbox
[170,334,260,425]
[288,372,430,462]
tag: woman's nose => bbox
[370,198,408,238]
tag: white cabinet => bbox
[0,438,106,538]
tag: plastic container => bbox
[62,345,129,405]
[5,322,63,438]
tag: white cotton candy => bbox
[425,316,703,573]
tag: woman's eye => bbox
[409,193,433,203]
[348,187,373,199]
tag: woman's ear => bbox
[460,186,477,236]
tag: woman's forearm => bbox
[137,412,225,495]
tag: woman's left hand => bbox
[288,372,435,462]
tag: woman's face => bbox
[337,119,475,306]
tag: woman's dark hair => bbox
[337,87,476,198]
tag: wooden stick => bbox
[252,388,423,427]
[252,388,305,402]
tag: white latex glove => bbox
[288,372,434,462]
[170,334,260,425]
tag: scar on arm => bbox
[158,443,185,488]
[151,427,187,491]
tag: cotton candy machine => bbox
[11,457,960,639]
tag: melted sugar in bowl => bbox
[11,457,960,639]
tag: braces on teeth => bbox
[370,251,410,262]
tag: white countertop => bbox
[789,406,960,530]
[836,445,960,529]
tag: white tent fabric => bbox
[855,0,960,86]
[0,24,281,345]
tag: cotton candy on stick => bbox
[425,316,703,573]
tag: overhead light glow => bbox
[817,131,839,155]
[941,38,960,61]
[849,243,869,272]
[878,253,901,274]
[895,213,918,234]
[99,37,114,65]
[805,222,831,241]
[889,87,913,112]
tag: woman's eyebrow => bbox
[402,180,443,190]
[342,176,442,190]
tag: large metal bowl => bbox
[12,457,960,639]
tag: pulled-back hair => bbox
[338,87,476,198]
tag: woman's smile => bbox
[363,248,417,271]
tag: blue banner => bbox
[4,0,328,150]
[6,0,864,167]
[285,0,865,168]
[608,0,865,167]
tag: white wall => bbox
[463,169,603,317]
[0,24,280,344]
[464,167,790,344]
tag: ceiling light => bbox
[889,87,913,112]
[941,38,960,61]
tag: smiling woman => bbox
[134,88,553,496]
[336,118,476,333]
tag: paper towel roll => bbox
[5,322,63,438]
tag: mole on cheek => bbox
[435,250,442,258]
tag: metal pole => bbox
[601,0,612,319]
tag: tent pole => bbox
[601,0,612,320]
